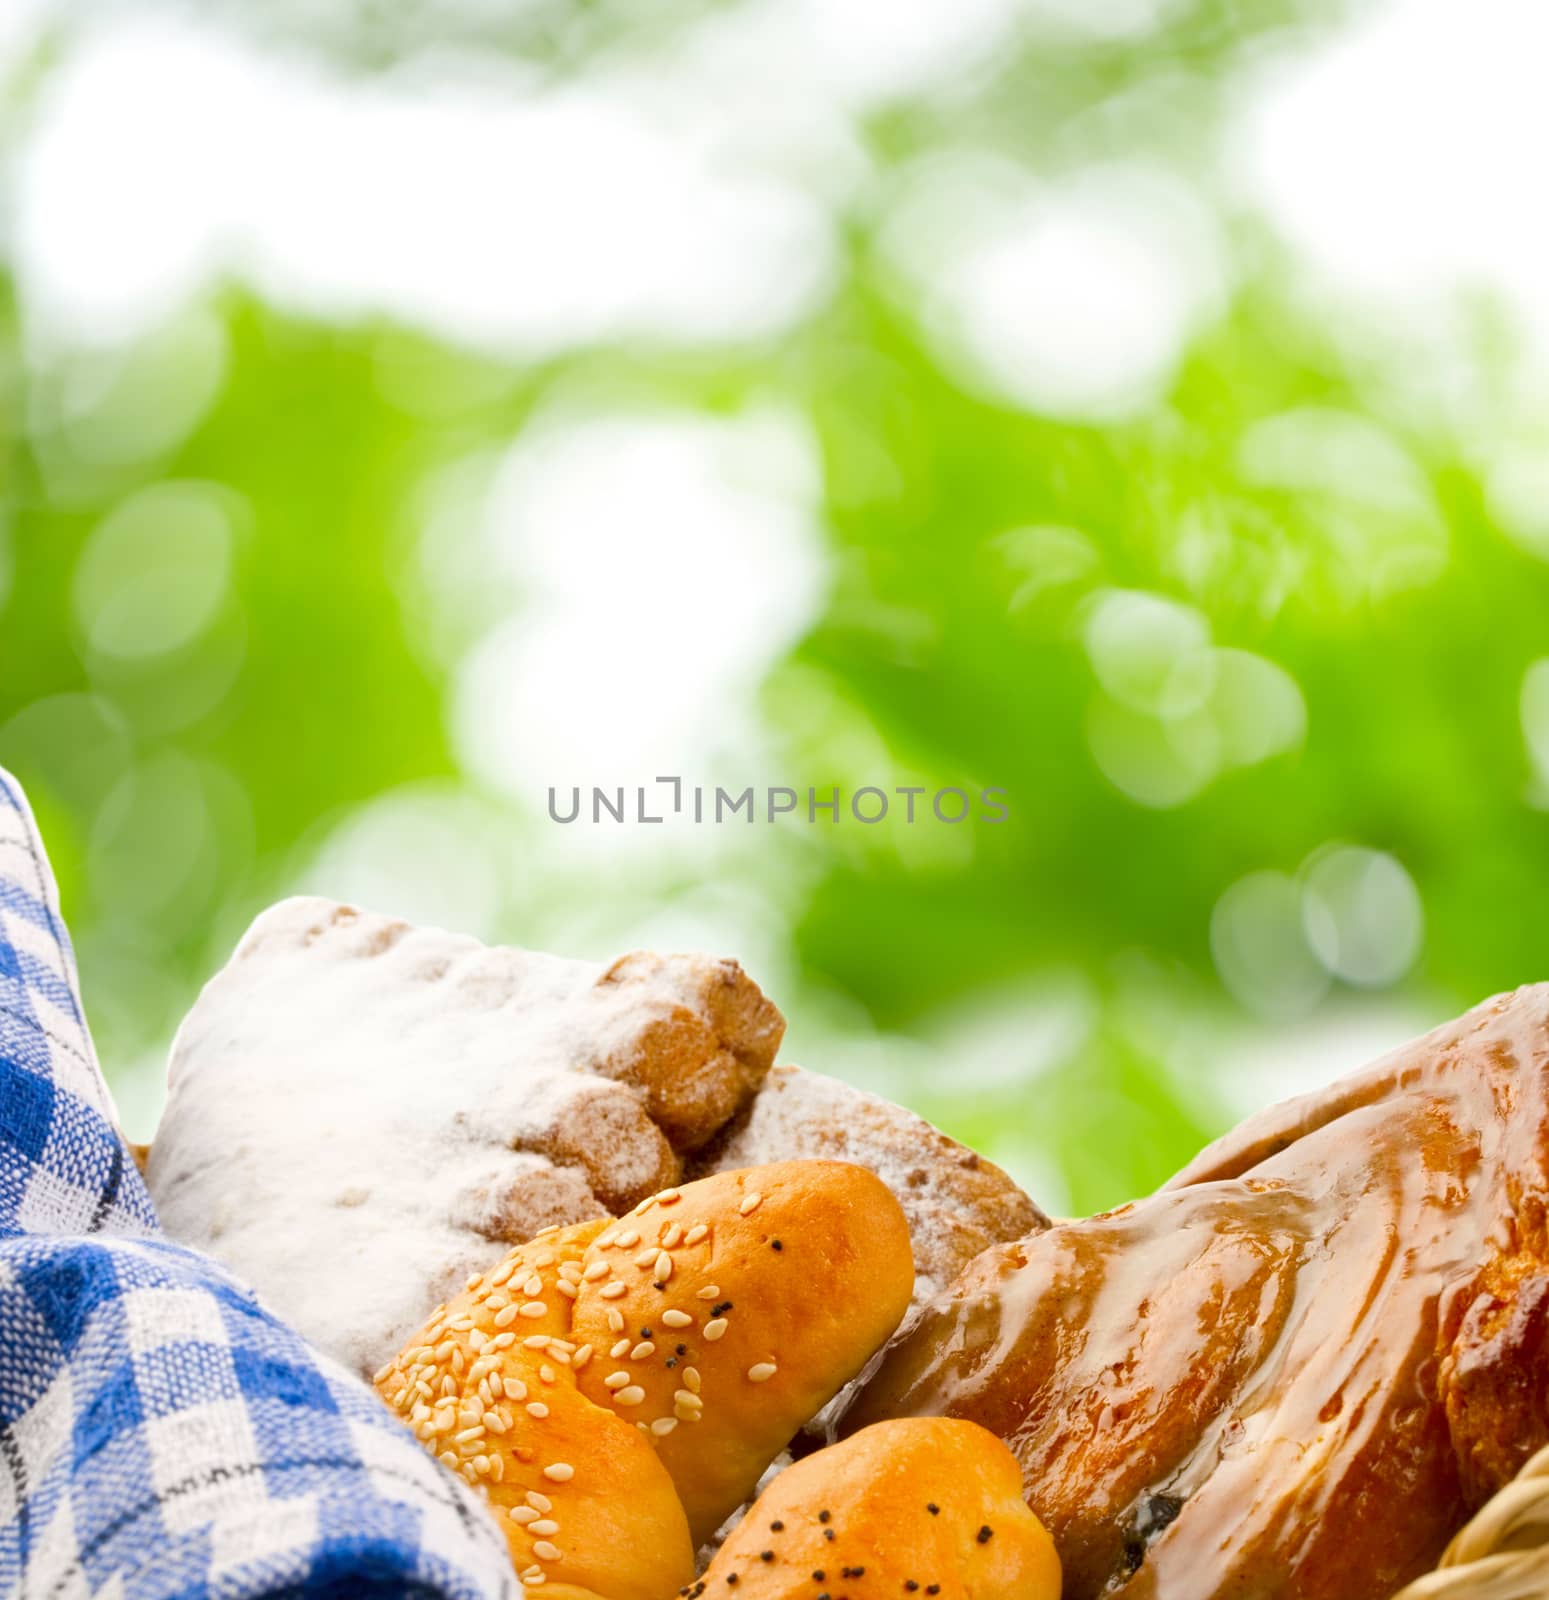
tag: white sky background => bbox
[9,0,1549,1163]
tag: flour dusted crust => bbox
[689,1064,1048,1319]
[146,897,784,1378]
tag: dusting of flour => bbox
[147,897,782,1376]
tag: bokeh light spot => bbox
[1211,870,1329,1020]
[1300,846,1423,988]
[73,482,235,661]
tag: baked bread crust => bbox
[843,985,1549,1599]
[690,1064,1048,1319]
[148,897,783,1377]
[379,1162,915,1586]
[569,1160,914,1545]
[698,1418,1061,1599]
[376,1216,695,1600]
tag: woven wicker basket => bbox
[1391,1445,1549,1598]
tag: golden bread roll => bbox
[697,1418,1061,1599]
[379,1161,916,1588]
[377,1217,694,1599]
[569,1161,914,1546]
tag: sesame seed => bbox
[631,1341,656,1360]
[542,1464,575,1483]
[583,1261,610,1281]
[527,1402,550,1419]
[662,1224,684,1248]
[465,1275,483,1292]
[607,1309,626,1333]
[658,1189,681,1205]
[484,1411,509,1434]
[524,1336,550,1351]
[534,1225,561,1238]
[490,1261,517,1287]
[598,1234,617,1249]
[455,1427,485,1443]
[373,1362,394,1384]
[605,1372,631,1390]
[685,1224,708,1245]
[673,1389,702,1408]
[652,1418,678,1436]
[531,1520,559,1537]
[634,1250,659,1270]
[559,1261,583,1281]
[573,1344,592,1370]
[978,1526,993,1543]
[634,1196,657,1216]
[747,1363,777,1383]
[556,1281,579,1300]
[655,1252,674,1281]
[611,1339,631,1358]
[617,1231,641,1248]
[704,1319,729,1342]
[600,1282,627,1300]
[926,1503,939,1516]
[662,1309,693,1329]
[533,1541,562,1563]
[488,1373,505,1398]
[526,1492,553,1512]
[521,1274,542,1297]
[696,1285,721,1300]
[519,1302,547,1320]
[615,1386,645,1407]
[472,1454,492,1476]
[540,1365,556,1383]
[683,1367,702,1393]
[493,1304,520,1328]
[739,1193,763,1216]
[512,1506,539,1524]
[550,1338,576,1354]
[492,1333,516,1350]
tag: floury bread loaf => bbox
[147,898,784,1376]
[691,1064,1048,1322]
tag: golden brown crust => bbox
[379,1161,915,1586]
[698,1419,1060,1599]
[570,1161,915,1546]
[843,986,1549,1599]
[689,1065,1048,1317]
[377,1217,694,1600]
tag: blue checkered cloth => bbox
[0,767,518,1599]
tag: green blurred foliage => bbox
[3,0,1548,1215]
